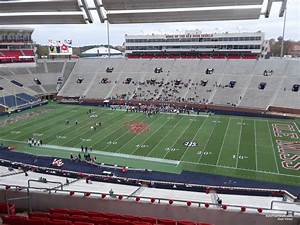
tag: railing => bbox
[0,158,297,201]
[0,182,299,216]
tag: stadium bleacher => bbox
[58,58,300,110]
[0,60,77,97]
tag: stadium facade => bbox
[0,28,35,64]
[125,31,270,59]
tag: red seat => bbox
[69,209,87,216]
[73,222,94,225]
[46,220,71,225]
[52,219,73,225]
[50,213,70,220]
[139,217,156,224]
[29,212,50,218]
[70,215,89,222]
[110,219,130,225]
[157,219,176,225]
[88,216,108,224]
[132,222,152,225]
[0,203,16,215]
[121,215,140,222]
[2,215,27,225]
[50,208,70,215]
[86,211,106,218]
[178,221,196,225]
[27,218,49,225]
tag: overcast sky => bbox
[6,0,300,46]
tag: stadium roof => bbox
[82,46,122,55]
[0,0,288,25]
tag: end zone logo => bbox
[184,141,197,147]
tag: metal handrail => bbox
[1,183,299,215]
[0,158,297,200]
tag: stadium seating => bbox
[58,58,300,110]
[0,50,35,64]
[0,208,213,225]
[0,60,76,96]
[0,92,38,107]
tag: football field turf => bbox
[0,103,299,186]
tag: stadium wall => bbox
[77,99,292,119]
[268,106,300,116]
[0,190,296,225]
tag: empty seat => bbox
[73,222,94,225]
[50,213,70,220]
[157,219,177,225]
[50,208,70,215]
[139,217,156,224]
[29,212,50,218]
[69,215,89,222]
[46,220,71,225]
[2,215,27,225]
[178,221,196,225]
[27,217,49,225]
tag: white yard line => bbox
[0,138,179,165]
[0,137,297,177]
[46,110,114,143]
[216,118,231,165]
[115,115,164,153]
[182,160,300,178]
[235,118,243,169]
[91,113,144,149]
[197,118,217,163]
[131,118,171,155]
[60,111,127,146]
[162,119,194,159]
[145,117,184,157]
[179,116,209,161]
[267,120,280,174]
[293,121,300,133]
[48,144,180,165]
[254,120,258,171]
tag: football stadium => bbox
[0,0,299,225]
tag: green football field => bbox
[0,102,299,186]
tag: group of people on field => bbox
[27,137,42,147]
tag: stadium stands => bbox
[2,209,213,225]
[0,60,77,96]
[0,50,35,64]
[58,58,300,110]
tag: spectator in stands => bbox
[217,197,222,205]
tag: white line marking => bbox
[146,117,184,157]
[115,115,163,153]
[254,120,258,171]
[198,117,217,163]
[267,120,280,174]
[0,138,298,178]
[81,113,143,148]
[216,118,231,165]
[162,119,194,159]
[179,116,209,161]
[235,118,243,168]
[131,117,171,155]
[181,161,300,178]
